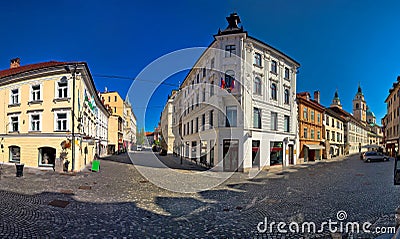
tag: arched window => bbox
[284,89,290,104]
[224,70,235,89]
[38,147,56,167]
[356,103,359,109]
[254,77,261,95]
[271,83,277,100]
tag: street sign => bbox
[91,160,100,172]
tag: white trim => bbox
[53,109,70,131]
[29,111,42,131]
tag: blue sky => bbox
[0,0,399,131]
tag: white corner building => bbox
[170,13,300,172]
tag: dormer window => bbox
[225,45,236,57]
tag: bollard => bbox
[15,164,24,177]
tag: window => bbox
[317,113,321,123]
[317,131,321,139]
[115,96,117,102]
[38,147,56,167]
[284,115,290,132]
[284,67,290,80]
[30,114,41,131]
[336,121,340,128]
[196,117,199,133]
[254,53,262,66]
[202,89,206,102]
[331,118,334,126]
[226,106,237,127]
[303,107,308,119]
[197,74,199,83]
[114,107,117,113]
[331,131,335,141]
[326,115,330,126]
[203,68,206,77]
[271,60,277,74]
[225,45,236,57]
[57,81,68,99]
[183,124,186,135]
[225,70,235,89]
[336,132,340,142]
[311,111,315,121]
[9,146,20,163]
[271,83,277,100]
[304,128,308,138]
[55,112,68,131]
[10,88,19,105]
[108,96,110,102]
[254,77,262,95]
[356,103,359,109]
[271,112,278,130]
[10,115,19,132]
[210,81,214,96]
[202,114,205,131]
[311,129,315,139]
[284,89,289,104]
[31,85,41,101]
[211,58,215,69]
[209,110,214,129]
[253,108,261,129]
[191,120,193,134]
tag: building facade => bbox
[0,59,109,171]
[324,108,345,158]
[297,91,325,162]
[123,99,137,151]
[101,91,125,153]
[160,91,176,154]
[170,13,300,172]
[384,76,400,156]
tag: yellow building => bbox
[0,58,110,171]
[101,91,124,153]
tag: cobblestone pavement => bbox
[0,151,398,238]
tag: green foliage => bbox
[136,128,145,145]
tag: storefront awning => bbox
[305,144,324,150]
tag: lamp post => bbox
[65,64,78,171]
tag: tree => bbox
[136,128,145,145]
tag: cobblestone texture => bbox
[0,151,398,238]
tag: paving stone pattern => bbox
[0,151,398,238]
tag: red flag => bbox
[230,79,235,91]
[220,77,225,89]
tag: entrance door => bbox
[252,140,260,169]
[223,139,239,171]
[309,150,315,161]
[288,145,294,164]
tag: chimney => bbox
[10,58,20,69]
[314,90,320,104]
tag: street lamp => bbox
[65,64,78,171]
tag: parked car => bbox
[136,145,142,151]
[363,151,388,163]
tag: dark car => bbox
[363,151,389,163]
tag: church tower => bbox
[330,89,342,109]
[352,84,367,122]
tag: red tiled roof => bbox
[0,61,69,78]
[296,92,325,111]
